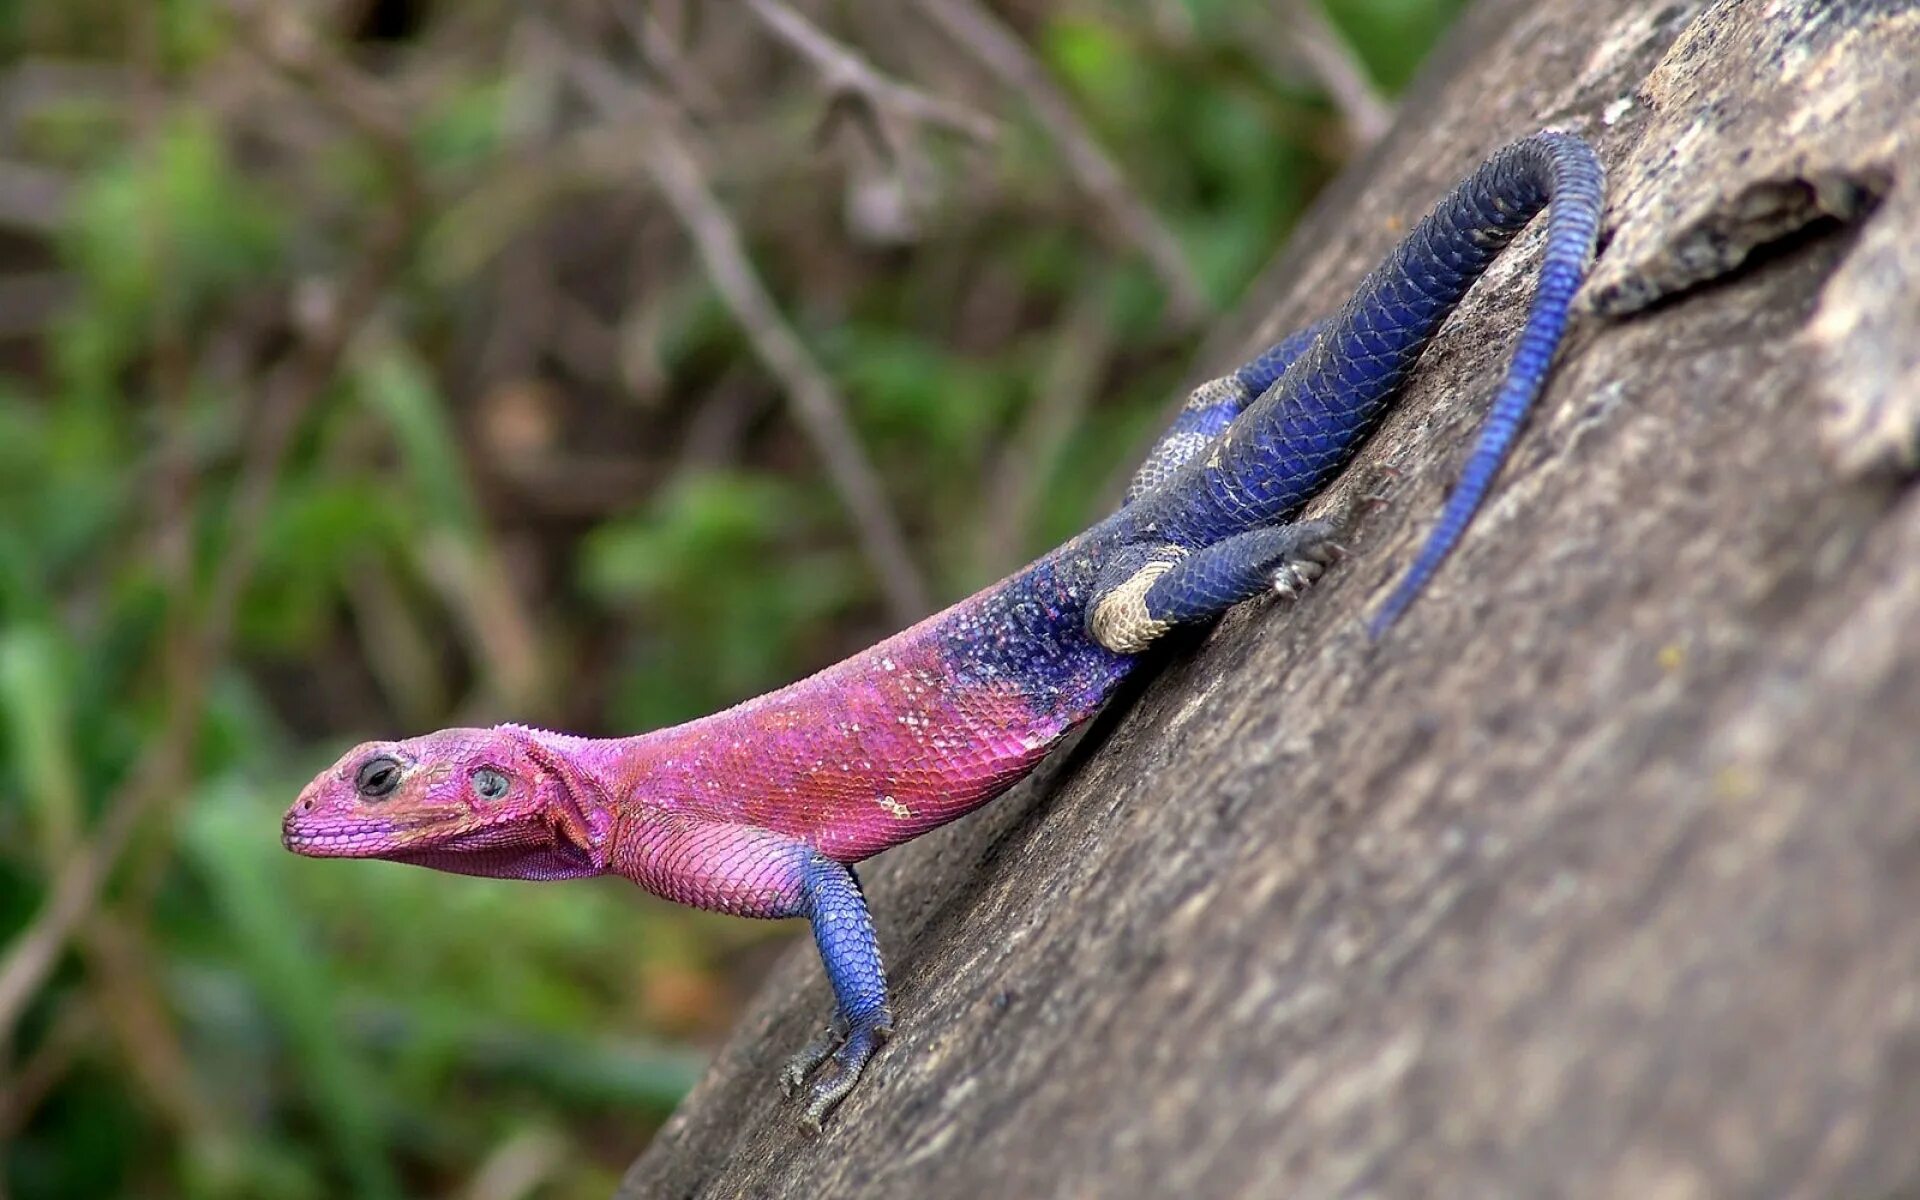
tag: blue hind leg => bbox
[1120,131,1606,636]
[1124,322,1326,503]
[1087,518,1345,653]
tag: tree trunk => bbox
[621,0,1920,1195]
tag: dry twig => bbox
[911,0,1208,324]
[611,1,726,117]
[745,0,998,145]
[1271,0,1393,148]
[0,9,424,1060]
[562,46,933,621]
[974,290,1115,577]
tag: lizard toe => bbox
[781,1019,845,1098]
[795,1021,889,1132]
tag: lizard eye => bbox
[471,767,511,801]
[355,756,402,800]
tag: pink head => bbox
[283,726,614,880]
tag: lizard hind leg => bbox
[1124,376,1251,505]
[1123,322,1329,505]
[1087,518,1345,654]
[622,816,893,1131]
[1122,132,1605,634]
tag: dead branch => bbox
[0,11,423,1060]
[745,0,999,145]
[911,0,1208,324]
[973,288,1115,577]
[561,44,934,622]
[1273,0,1393,148]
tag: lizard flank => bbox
[285,131,1605,1129]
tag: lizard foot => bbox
[780,1019,845,1099]
[782,1017,891,1134]
[1269,534,1347,601]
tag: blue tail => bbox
[1122,131,1605,636]
[1365,135,1604,635]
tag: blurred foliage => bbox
[0,0,1462,1195]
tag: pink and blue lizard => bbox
[285,132,1605,1128]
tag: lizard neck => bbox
[498,724,628,874]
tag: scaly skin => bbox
[286,131,1606,1130]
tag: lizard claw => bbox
[799,1065,858,1136]
[1270,555,1327,600]
[781,1016,890,1132]
[1267,517,1350,602]
[781,1020,844,1099]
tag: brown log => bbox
[622,0,1920,1194]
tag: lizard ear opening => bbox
[505,731,609,860]
[543,782,601,857]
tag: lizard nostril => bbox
[299,797,315,813]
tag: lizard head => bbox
[283,726,612,879]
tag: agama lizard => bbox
[284,132,1605,1129]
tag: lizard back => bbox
[612,528,1136,862]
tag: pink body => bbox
[286,537,1132,909]
[607,607,1067,863]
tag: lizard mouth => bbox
[280,812,470,857]
[383,835,598,875]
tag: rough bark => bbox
[622,0,1920,1195]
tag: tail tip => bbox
[1366,598,1408,642]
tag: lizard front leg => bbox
[781,857,892,1131]
[616,815,891,1130]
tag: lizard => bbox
[284,130,1606,1130]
